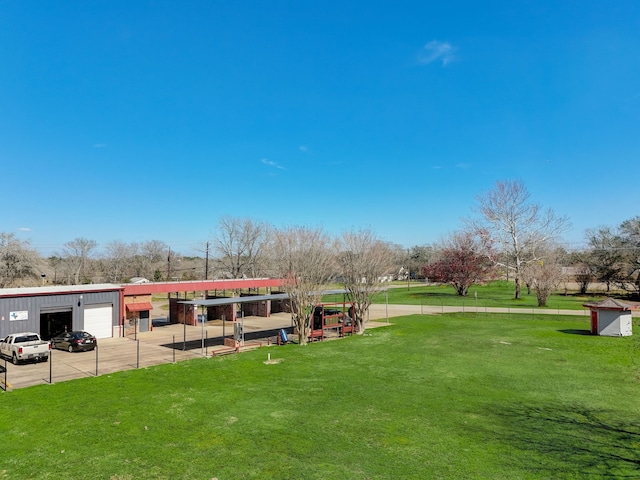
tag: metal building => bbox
[0,284,123,340]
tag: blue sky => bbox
[1,1,639,256]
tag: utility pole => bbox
[167,247,171,281]
[205,241,209,280]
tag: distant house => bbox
[128,277,151,284]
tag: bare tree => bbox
[338,229,395,334]
[473,180,570,299]
[0,233,40,287]
[271,226,335,346]
[126,240,169,280]
[568,250,595,295]
[618,216,640,296]
[521,249,565,307]
[61,237,98,284]
[405,244,435,281]
[102,240,131,283]
[585,226,625,292]
[212,216,270,279]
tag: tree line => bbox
[3,179,640,311]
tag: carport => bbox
[178,289,354,346]
[178,293,291,347]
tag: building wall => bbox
[169,298,198,325]
[0,290,121,338]
[124,294,152,335]
[598,310,633,337]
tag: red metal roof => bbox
[122,278,283,295]
[126,302,154,312]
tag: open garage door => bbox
[84,304,113,339]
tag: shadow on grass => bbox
[483,402,640,477]
[159,327,294,351]
[558,329,592,335]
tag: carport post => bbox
[241,310,245,346]
[183,303,186,351]
[172,335,176,363]
[136,339,140,368]
[201,304,205,355]
[49,350,52,384]
[3,358,6,391]
[95,345,98,376]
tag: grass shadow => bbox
[480,402,640,477]
[558,329,592,335]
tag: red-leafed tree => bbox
[423,231,494,296]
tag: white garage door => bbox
[84,304,113,339]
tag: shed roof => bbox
[582,297,640,311]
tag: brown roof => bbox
[583,297,640,311]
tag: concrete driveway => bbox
[1,312,296,391]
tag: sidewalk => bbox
[366,303,594,321]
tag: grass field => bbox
[1,313,639,479]
[363,280,609,310]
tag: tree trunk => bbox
[296,316,309,346]
[352,308,365,335]
[514,276,521,299]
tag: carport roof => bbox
[178,289,349,307]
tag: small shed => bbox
[583,298,637,337]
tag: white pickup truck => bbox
[0,332,50,365]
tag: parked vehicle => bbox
[51,331,97,352]
[0,332,50,365]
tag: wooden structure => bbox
[308,302,356,342]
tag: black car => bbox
[51,331,97,352]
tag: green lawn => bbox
[364,280,608,310]
[1,313,639,479]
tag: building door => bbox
[590,310,598,334]
[139,310,150,333]
[40,309,73,340]
[84,304,114,338]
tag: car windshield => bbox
[16,335,40,343]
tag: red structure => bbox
[309,301,355,342]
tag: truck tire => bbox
[12,353,19,365]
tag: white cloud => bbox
[299,145,308,153]
[418,41,456,66]
[261,158,285,170]
[17,227,31,232]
